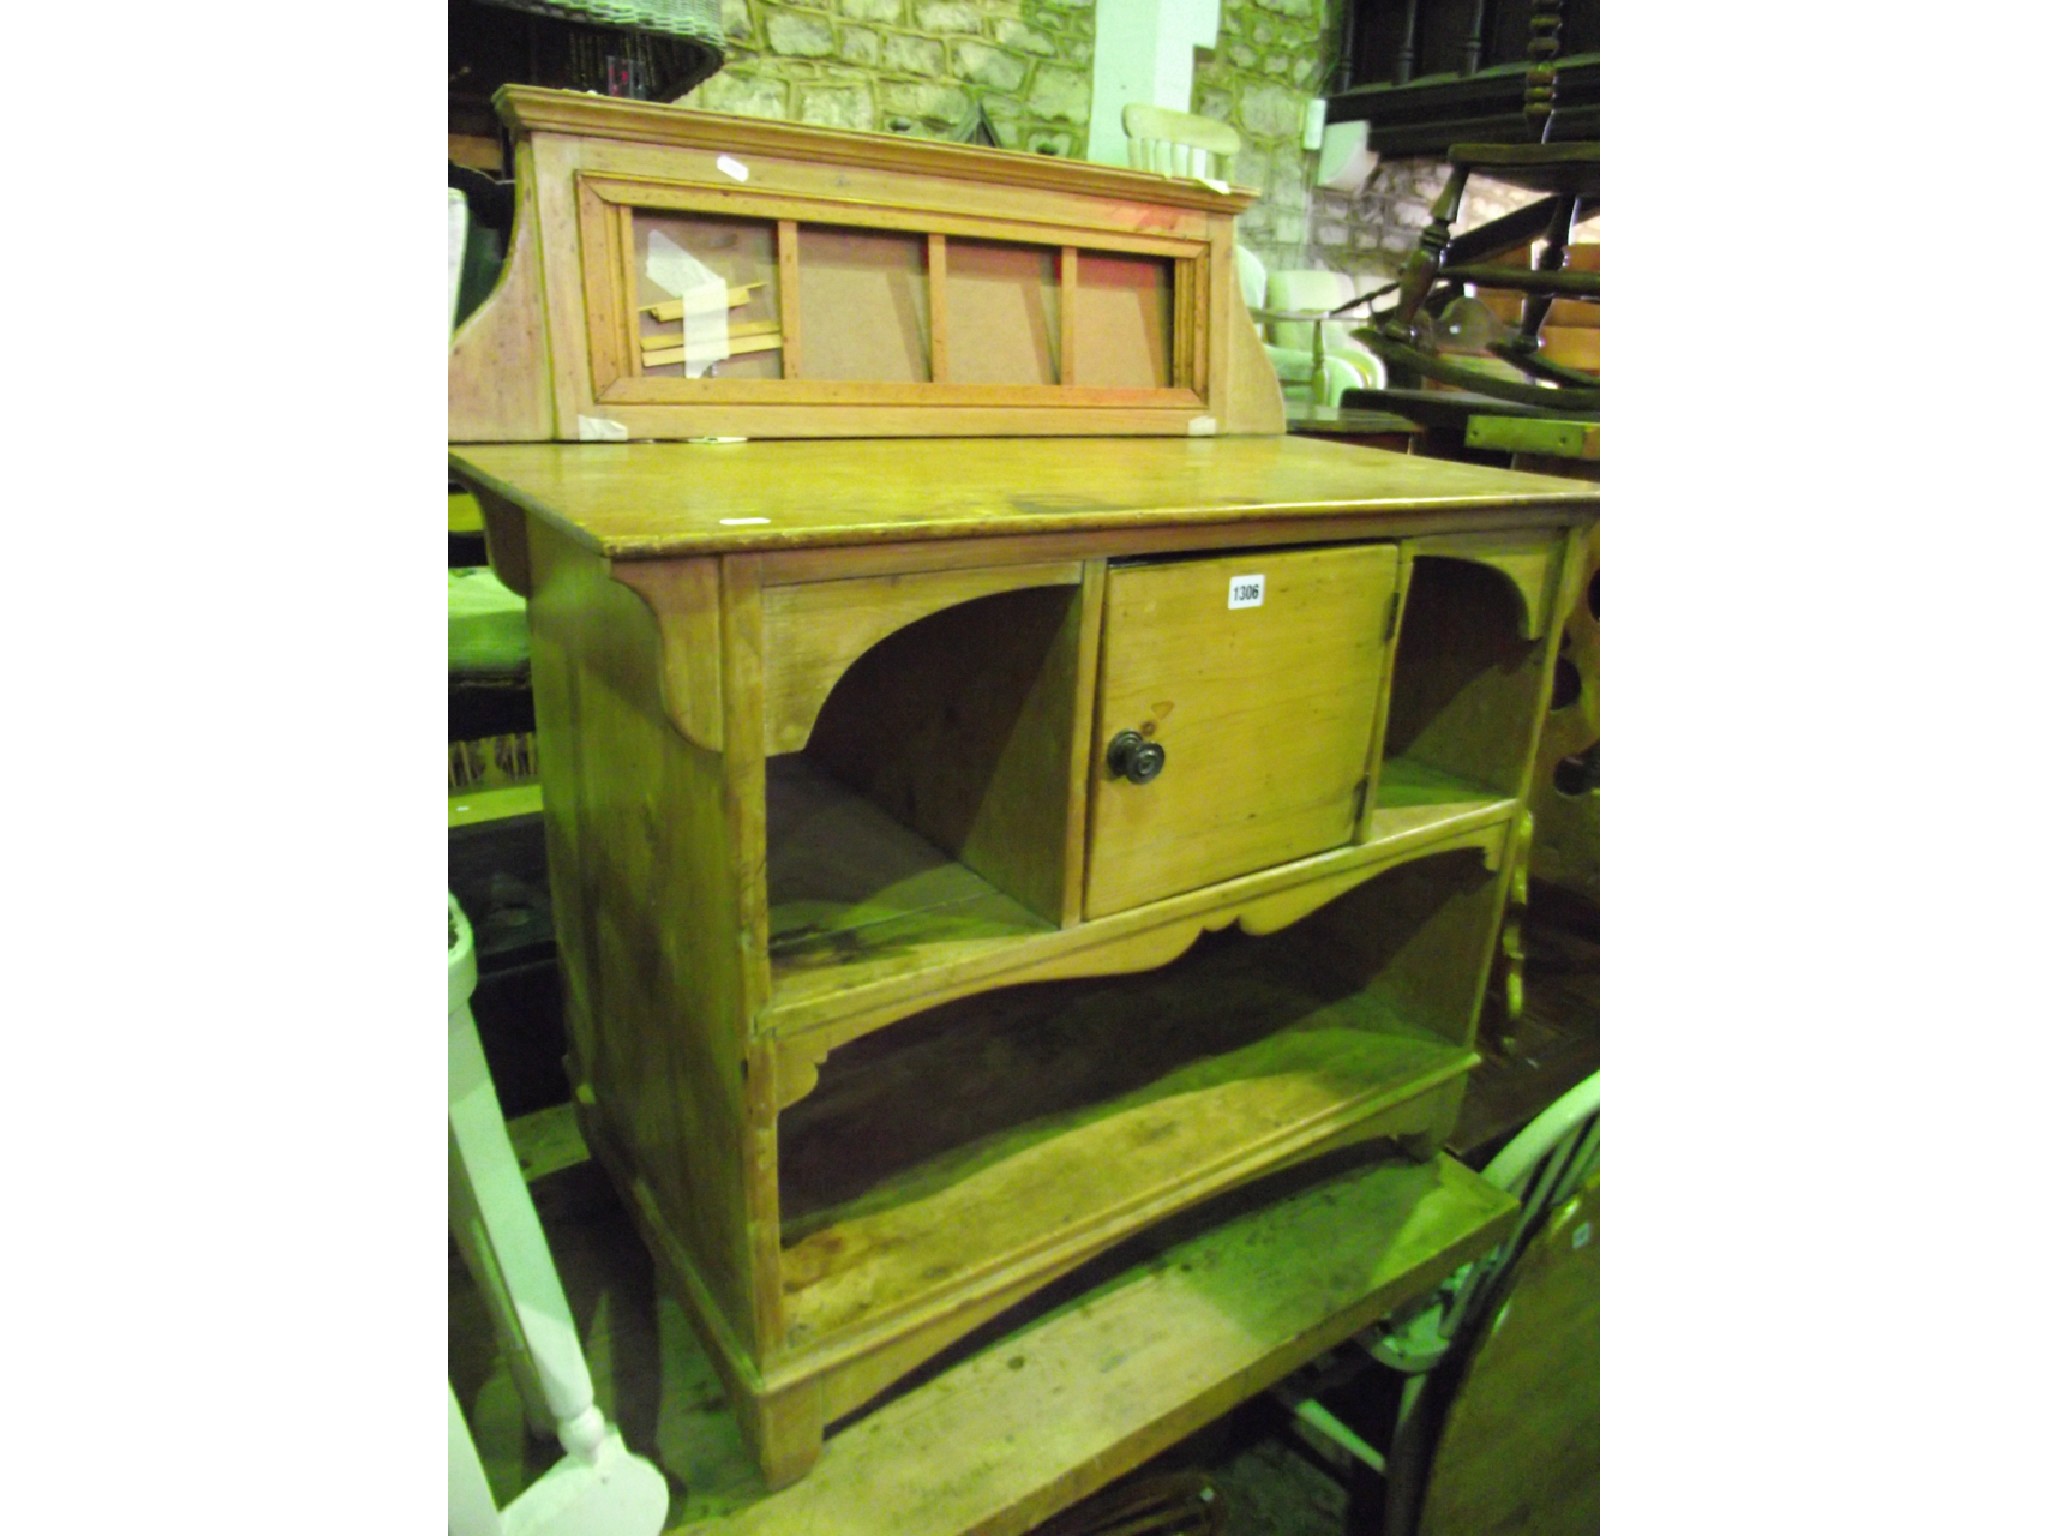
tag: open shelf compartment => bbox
[772,847,1501,1350]
[764,578,1089,990]
[1381,549,1557,804]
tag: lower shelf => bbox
[775,890,1483,1351]
[689,1151,1515,1534]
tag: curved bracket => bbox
[774,1037,831,1111]
[1410,534,1557,640]
[467,485,534,598]
[613,559,725,752]
[760,563,1080,755]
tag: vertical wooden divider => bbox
[927,233,950,384]
[1058,246,1079,386]
[1172,258,1194,391]
[616,205,641,377]
[778,220,803,379]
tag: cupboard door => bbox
[1085,544,1400,918]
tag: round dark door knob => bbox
[1106,729,1166,785]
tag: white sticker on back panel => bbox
[1227,574,1266,610]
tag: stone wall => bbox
[681,2,1585,297]
[1190,0,1338,271]
[687,0,1097,157]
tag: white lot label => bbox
[1227,573,1266,610]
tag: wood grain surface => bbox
[449,436,1596,561]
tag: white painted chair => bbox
[1263,266,1390,398]
[1122,102,1239,183]
[448,894,669,1536]
[1237,250,1381,409]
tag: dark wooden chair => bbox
[1359,0,1599,412]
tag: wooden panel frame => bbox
[574,173,1207,413]
[449,88,1281,440]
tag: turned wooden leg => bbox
[1383,166,1469,341]
[738,1378,824,1491]
[1482,810,1534,1058]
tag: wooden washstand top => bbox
[450,435,1598,562]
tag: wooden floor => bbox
[449,894,1597,1534]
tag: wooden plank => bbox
[1085,545,1400,918]
[1465,415,1599,461]
[644,319,784,348]
[776,223,801,378]
[448,437,1596,562]
[679,1153,1516,1536]
[1059,560,1107,926]
[641,282,765,319]
[642,333,784,368]
[576,179,631,392]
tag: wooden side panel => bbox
[1085,544,1401,918]
[522,523,765,1358]
[449,138,553,442]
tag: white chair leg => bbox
[450,1129,558,1441]
[450,1381,509,1536]
[448,991,607,1457]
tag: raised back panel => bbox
[449,87,1284,440]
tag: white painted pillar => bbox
[1086,0,1221,169]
